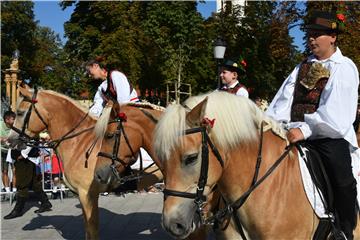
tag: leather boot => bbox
[334,182,357,240]
[3,196,26,219]
[34,192,52,213]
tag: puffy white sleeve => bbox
[236,87,249,98]
[111,71,132,103]
[89,83,106,117]
[266,64,301,122]
[304,60,359,140]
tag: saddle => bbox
[296,143,337,240]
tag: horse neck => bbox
[218,130,311,233]
[127,107,162,166]
[218,130,298,203]
[43,93,95,140]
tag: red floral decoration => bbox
[336,13,345,22]
[240,60,247,67]
[117,112,127,122]
[201,118,215,128]
[336,1,346,30]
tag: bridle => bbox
[11,88,95,150]
[11,88,48,143]
[97,108,160,185]
[162,122,294,240]
[162,126,224,214]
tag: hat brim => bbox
[221,65,244,74]
[304,24,342,33]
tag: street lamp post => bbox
[214,38,226,89]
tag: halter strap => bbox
[163,126,224,205]
[96,107,161,184]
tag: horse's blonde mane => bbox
[127,101,165,112]
[154,91,286,161]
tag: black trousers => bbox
[307,138,357,239]
[14,159,44,199]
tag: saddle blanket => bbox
[132,148,154,170]
[298,146,360,218]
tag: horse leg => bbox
[78,190,100,240]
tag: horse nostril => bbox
[170,222,187,236]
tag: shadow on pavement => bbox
[22,206,170,240]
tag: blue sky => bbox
[34,1,305,51]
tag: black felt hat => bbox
[221,59,245,74]
[305,11,343,33]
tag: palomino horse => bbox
[93,102,240,239]
[154,91,360,239]
[93,102,164,191]
[8,85,111,239]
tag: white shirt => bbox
[266,48,359,149]
[90,71,139,117]
[217,81,249,98]
[229,81,249,98]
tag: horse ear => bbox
[186,97,208,127]
[18,84,32,99]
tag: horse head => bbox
[94,102,161,190]
[154,94,235,239]
[8,85,50,147]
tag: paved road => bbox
[1,192,172,240]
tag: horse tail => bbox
[94,103,112,139]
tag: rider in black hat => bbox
[218,58,248,98]
[267,10,358,240]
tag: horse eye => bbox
[184,153,198,166]
[106,133,114,139]
[17,111,25,116]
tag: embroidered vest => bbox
[103,70,134,103]
[220,82,247,95]
[290,61,329,122]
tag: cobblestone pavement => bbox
[1,192,173,240]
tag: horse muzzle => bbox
[162,200,200,239]
[95,165,121,189]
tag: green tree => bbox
[63,1,146,96]
[1,1,37,81]
[209,1,302,99]
[34,26,69,92]
[142,1,212,95]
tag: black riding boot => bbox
[34,192,52,213]
[3,196,27,219]
[334,182,358,240]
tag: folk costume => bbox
[267,11,359,239]
[90,70,139,117]
[219,59,249,98]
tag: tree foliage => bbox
[6,1,358,103]
[1,1,70,94]
[1,1,37,80]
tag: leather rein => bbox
[12,89,161,186]
[11,88,94,150]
